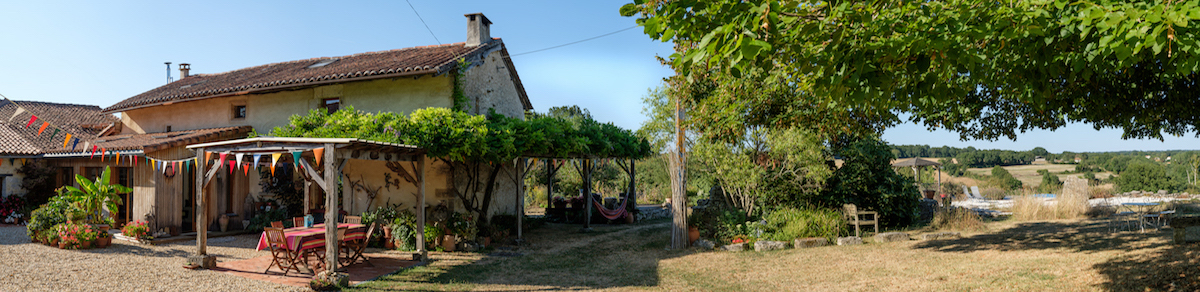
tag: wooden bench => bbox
[844,204,879,237]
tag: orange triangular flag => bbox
[37,122,48,135]
[116,154,121,165]
[204,151,212,163]
[312,148,324,165]
[243,163,249,176]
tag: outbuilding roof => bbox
[0,100,117,155]
[104,40,532,113]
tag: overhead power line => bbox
[406,0,441,45]
[510,25,640,57]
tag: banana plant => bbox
[56,166,131,225]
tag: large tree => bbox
[622,0,1200,141]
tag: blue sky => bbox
[0,1,1195,153]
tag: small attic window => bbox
[307,59,338,68]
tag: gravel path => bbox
[0,226,306,292]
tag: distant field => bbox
[965,164,1113,187]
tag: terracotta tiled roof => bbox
[44,126,253,155]
[105,40,530,113]
[0,100,117,155]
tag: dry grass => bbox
[1013,178,1092,221]
[966,164,1114,189]
[931,207,986,232]
[345,212,1192,292]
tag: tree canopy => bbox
[622,0,1200,141]
[268,106,652,162]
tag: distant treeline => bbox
[890,144,1049,168]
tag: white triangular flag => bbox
[235,153,244,170]
[8,107,25,122]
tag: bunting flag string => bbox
[8,107,24,122]
[271,153,282,176]
[0,93,112,157]
[290,151,302,171]
[312,148,324,165]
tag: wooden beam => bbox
[202,156,222,189]
[323,143,339,271]
[297,158,328,192]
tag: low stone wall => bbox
[636,206,671,221]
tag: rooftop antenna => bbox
[165,62,173,83]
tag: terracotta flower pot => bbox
[441,235,456,252]
[383,226,395,249]
[58,242,67,249]
[481,237,491,247]
[688,226,700,243]
[98,236,112,248]
[81,240,92,249]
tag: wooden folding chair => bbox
[293,217,305,228]
[263,227,301,275]
[270,221,284,229]
[344,215,361,225]
[342,223,375,267]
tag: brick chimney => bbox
[179,63,191,78]
[465,13,492,47]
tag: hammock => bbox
[592,196,630,220]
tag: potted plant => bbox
[552,196,567,209]
[122,220,151,241]
[57,166,131,226]
[686,213,702,244]
[425,223,444,250]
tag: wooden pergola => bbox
[185,137,429,270]
[891,157,943,196]
[525,156,638,231]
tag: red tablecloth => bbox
[256,223,365,252]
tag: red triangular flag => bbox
[134,155,138,168]
[229,160,235,174]
[90,145,97,158]
[26,115,36,128]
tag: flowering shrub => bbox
[55,222,98,249]
[0,195,24,218]
[122,220,150,239]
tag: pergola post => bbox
[516,158,525,242]
[189,147,216,268]
[583,159,592,231]
[545,159,553,210]
[416,155,427,261]
[629,158,636,221]
[323,144,338,272]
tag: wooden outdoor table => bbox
[256,223,365,271]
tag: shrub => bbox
[931,207,985,231]
[388,210,417,250]
[989,166,1023,190]
[821,138,920,227]
[246,207,287,232]
[761,207,845,241]
[1037,169,1063,193]
[1114,162,1179,192]
[26,196,71,239]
